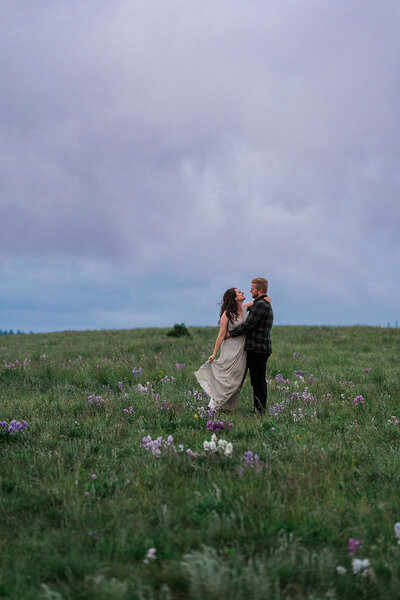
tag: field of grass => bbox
[0,325,399,599]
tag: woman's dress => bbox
[194,312,247,411]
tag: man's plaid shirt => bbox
[230,295,273,354]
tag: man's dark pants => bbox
[246,350,270,413]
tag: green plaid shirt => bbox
[230,295,273,354]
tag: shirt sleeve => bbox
[229,303,263,337]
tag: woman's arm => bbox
[243,297,271,311]
[208,313,229,362]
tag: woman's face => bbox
[235,288,245,303]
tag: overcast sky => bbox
[1,0,399,332]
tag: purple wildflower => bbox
[137,382,153,394]
[239,450,268,475]
[348,538,363,555]
[0,420,28,435]
[206,420,227,433]
[161,399,174,411]
[353,395,366,406]
[88,395,104,407]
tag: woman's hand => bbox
[265,296,271,303]
[208,353,216,363]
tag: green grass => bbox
[0,325,399,599]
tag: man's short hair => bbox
[252,277,268,293]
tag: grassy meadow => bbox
[0,325,399,599]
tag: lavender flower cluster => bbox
[0,420,28,435]
[195,406,216,419]
[137,382,153,394]
[340,380,355,387]
[353,395,366,406]
[269,393,299,420]
[206,420,233,433]
[291,407,309,421]
[275,373,290,383]
[132,367,142,376]
[269,387,333,420]
[348,537,363,555]
[140,434,195,458]
[154,394,174,411]
[301,389,317,403]
[88,395,105,407]
[320,393,333,403]
[238,451,268,475]
[2,359,26,370]
[186,390,216,419]
[187,389,208,400]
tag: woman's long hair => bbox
[220,288,239,322]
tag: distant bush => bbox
[0,329,24,336]
[167,323,190,338]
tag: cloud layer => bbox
[1,1,399,330]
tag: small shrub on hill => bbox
[167,323,190,337]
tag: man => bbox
[228,277,273,414]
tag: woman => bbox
[194,288,257,412]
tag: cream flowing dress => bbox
[194,311,247,411]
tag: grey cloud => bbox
[1,1,399,328]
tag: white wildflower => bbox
[352,558,370,575]
[394,522,400,543]
[224,443,233,456]
[203,435,233,456]
[336,565,347,575]
[143,547,156,564]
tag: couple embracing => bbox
[195,277,273,414]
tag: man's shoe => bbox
[254,396,265,415]
[253,408,265,416]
